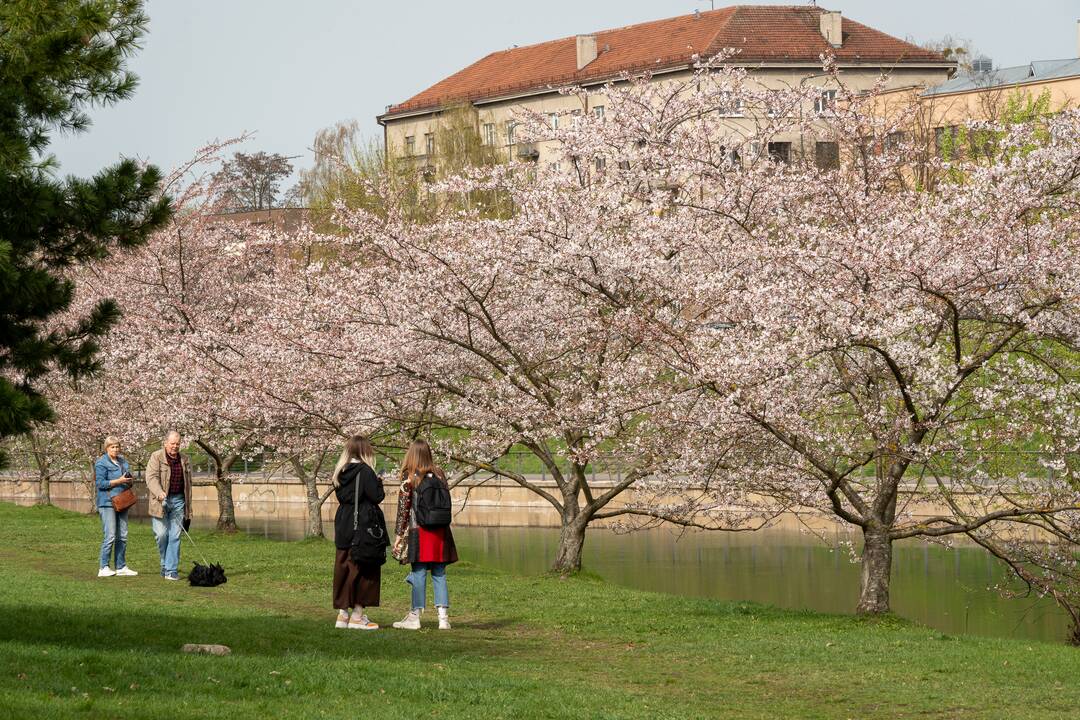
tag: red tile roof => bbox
[383,5,950,118]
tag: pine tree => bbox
[0,0,171,467]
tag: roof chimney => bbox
[820,11,842,48]
[576,35,598,70]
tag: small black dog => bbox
[188,562,227,587]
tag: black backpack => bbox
[414,473,452,528]
[350,478,389,566]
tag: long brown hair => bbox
[331,434,376,487]
[400,439,444,487]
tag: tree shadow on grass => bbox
[0,603,529,662]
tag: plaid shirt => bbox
[166,452,184,495]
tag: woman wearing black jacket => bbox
[331,435,385,630]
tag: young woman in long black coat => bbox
[331,435,384,630]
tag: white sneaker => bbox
[335,609,351,629]
[437,608,451,630]
[392,610,421,630]
[97,567,116,577]
[348,613,379,631]
[115,566,138,577]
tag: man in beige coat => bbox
[144,430,193,580]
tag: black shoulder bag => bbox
[349,468,389,566]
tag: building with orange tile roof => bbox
[378,6,954,167]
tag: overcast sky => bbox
[51,0,1079,186]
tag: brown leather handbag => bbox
[111,486,137,512]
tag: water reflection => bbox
[456,525,1070,643]
[12,496,1071,643]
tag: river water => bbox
[455,525,1070,643]
[14,496,1072,643]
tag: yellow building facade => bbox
[378,6,955,169]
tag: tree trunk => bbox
[37,466,51,506]
[305,486,324,538]
[197,440,239,533]
[30,439,50,506]
[856,526,893,614]
[552,518,588,575]
[81,461,97,514]
[290,456,324,538]
[215,470,237,533]
[304,481,324,537]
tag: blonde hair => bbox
[331,435,377,487]
[102,436,121,453]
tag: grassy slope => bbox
[0,502,1077,720]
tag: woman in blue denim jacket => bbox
[94,436,138,578]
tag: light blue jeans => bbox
[407,562,449,610]
[98,506,128,569]
[152,495,185,576]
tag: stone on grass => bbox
[181,643,231,656]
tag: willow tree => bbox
[300,103,509,228]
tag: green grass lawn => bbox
[1,502,1078,719]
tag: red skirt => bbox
[416,526,447,563]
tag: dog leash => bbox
[180,523,212,567]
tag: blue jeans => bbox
[98,506,128,569]
[152,495,185,576]
[407,562,449,610]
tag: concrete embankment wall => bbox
[0,476,1015,535]
[2,476,610,528]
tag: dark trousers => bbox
[333,549,381,609]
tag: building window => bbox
[885,131,905,152]
[718,92,744,117]
[506,121,517,145]
[404,136,415,155]
[424,132,435,156]
[764,91,785,118]
[571,109,583,128]
[548,162,560,172]
[617,160,631,171]
[595,157,606,171]
[935,126,959,158]
[815,89,837,115]
[767,142,791,164]
[482,123,496,146]
[548,113,559,131]
[593,105,606,120]
[815,141,839,169]
[968,128,995,159]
